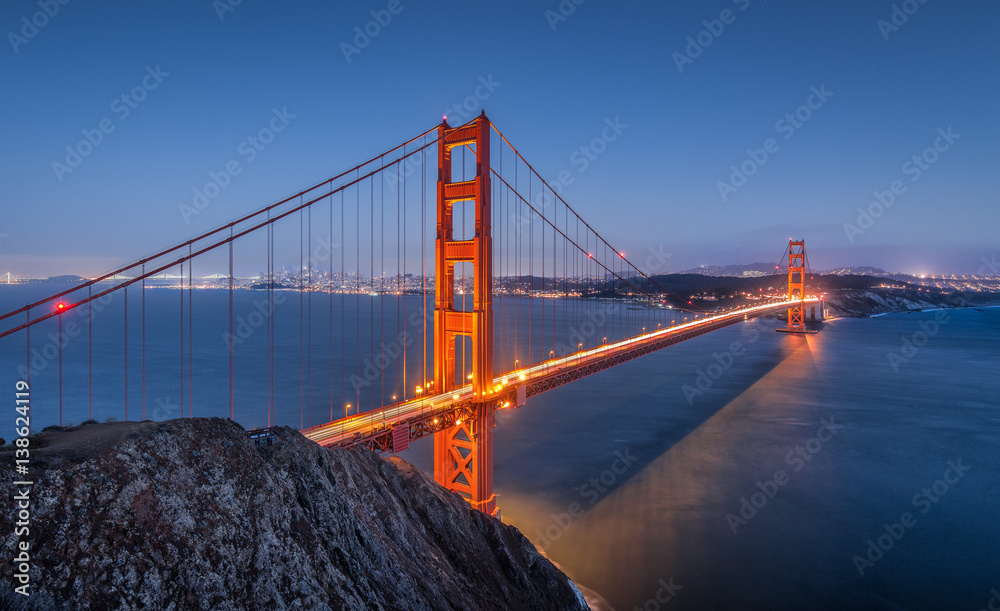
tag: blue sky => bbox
[1,0,997,277]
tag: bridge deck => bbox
[301,298,820,452]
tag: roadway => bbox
[301,297,820,449]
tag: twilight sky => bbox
[1,0,998,277]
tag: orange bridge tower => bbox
[785,239,807,333]
[433,112,497,516]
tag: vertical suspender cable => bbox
[179,263,184,417]
[58,307,62,426]
[370,167,375,411]
[125,287,129,421]
[515,155,520,368]
[229,229,233,420]
[401,161,406,400]
[188,247,193,417]
[529,171,533,365]
[308,204,312,427]
[88,285,92,420]
[26,309,30,416]
[497,142,503,369]
[396,160,401,402]
[378,158,385,407]
[380,157,385,408]
[340,190,345,421]
[300,205,304,429]
[142,265,146,419]
[329,184,334,422]
[422,143,427,391]
[267,214,273,427]
[356,172,361,413]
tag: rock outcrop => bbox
[823,287,994,317]
[1,419,588,610]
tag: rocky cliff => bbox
[824,287,997,317]
[1,419,589,611]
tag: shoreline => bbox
[866,302,1000,318]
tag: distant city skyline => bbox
[1,2,997,277]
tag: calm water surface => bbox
[403,308,1000,610]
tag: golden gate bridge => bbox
[0,112,821,517]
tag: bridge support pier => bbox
[432,112,497,516]
[433,403,496,515]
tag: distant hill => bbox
[677,262,779,277]
[818,266,894,277]
[45,275,86,282]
